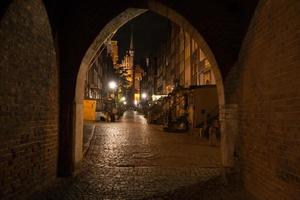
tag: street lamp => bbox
[108,81,117,90]
[141,92,148,114]
[120,97,126,102]
[142,92,147,100]
[107,81,117,122]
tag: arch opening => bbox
[72,1,227,174]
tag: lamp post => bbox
[108,81,117,122]
[141,92,148,114]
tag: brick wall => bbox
[236,0,300,199]
[0,0,59,199]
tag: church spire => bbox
[130,24,134,50]
[129,24,134,56]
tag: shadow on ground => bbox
[31,173,256,200]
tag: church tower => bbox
[128,25,135,106]
[119,24,135,106]
[129,25,134,57]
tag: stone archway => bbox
[73,0,228,172]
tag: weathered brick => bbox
[230,0,300,199]
[0,0,58,199]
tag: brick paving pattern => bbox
[31,111,255,200]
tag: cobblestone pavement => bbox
[32,111,255,200]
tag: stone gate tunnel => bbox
[0,0,300,199]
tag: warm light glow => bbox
[108,81,117,90]
[123,101,127,105]
[121,97,126,101]
[134,100,138,106]
[152,94,167,101]
[134,93,140,102]
[141,93,147,99]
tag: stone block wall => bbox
[0,0,59,199]
[236,0,300,199]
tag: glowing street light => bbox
[108,81,117,90]
[141,92,147,99]
[123,101,127,105]
[120,97,126,102]
[134,100,138,106]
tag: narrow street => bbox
[2,1,299,199]
[32,111,253,200]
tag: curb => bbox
[83,124,96,156]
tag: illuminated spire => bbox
[129,24,134,56]
[130,24,134,50]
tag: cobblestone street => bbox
[32,111,253,200]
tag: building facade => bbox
[84,43,116,117]
[141,56,157,100]
[152,22,216,96]
[133,64,144,104]
[143,22,218,128]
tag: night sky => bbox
[113,11,171,66]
